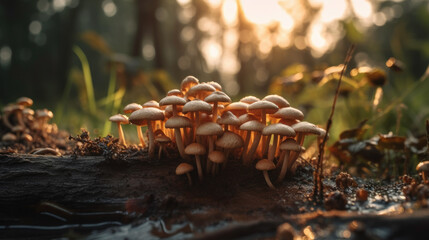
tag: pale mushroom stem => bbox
[158,145,163,159]
[212,102,219,122]
[117,122,127,147]
[186,172,193,186]
[147,121,155,157]
[276,150,286,168]
[206,136,215,174]
[263,171,276,189]
[277,150,290,182]
[242,131,251,163]
[287,133,305,168]
[261,110,268,156]
[136,126,146,148]
[244,131,262,165]
[195,155,203,180]
[268,134,278,162]
[174,127,187,159]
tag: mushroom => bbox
[2,104,25,129]
[183,100,212,142]
[261,123,296,163]
[217,111,240,131]
[270,107,304,125]
[185,143,206,181]
[124,103,146,148]
[289,121,321,169]
[2,132,17,142]
[35,109,54,131]
[109,114,129,146]
[416,161,429,182]
[176,163,194,186]
[208,150,226,176]
[262,95,290,109]
[206,81,222,91]
[155,134,171,160]
[129,107,165,157]
[165,115,193,159]
[186,83,216,100]
[204,91,231,122]
[196,122,223,173]
[256,159,276,189]
[240,95,260,104]
[167,88,184,97]
[159,95,186,117]
[22,108,35,128]
[224,102,249,117]
[277,138,302,182]
[215,131,244,168]
[142,100,160,109]
[239,120,265,165]
[16,97,33,107]
[180,76,199,95]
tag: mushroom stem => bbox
[212,102,218,122]
[277,150,290,182]
[423,172,427,182]
[147,121,155,157]
[158,145,163,159]
[186,172,193,186]
[174,127,187,159]
[276,150,286,168]
[117,122,127,147]
[268,134,278,162]
[136,126,146,148]
[242,131,251,162]
[206,136,215,174]
[244,131,261,165]
[263,171,275,189]
[195,155,203,181]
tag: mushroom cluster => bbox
[111,76,325,189]
[0,97,66,153]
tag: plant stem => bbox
[73,45,96,115]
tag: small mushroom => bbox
[155,134,172,160]
[416,161,429,182]
[204,91,231,122]
[180,76,199,95]
[277,138,302,182]
[109,114,129,146]
[240,95,260,104]
[185,143,206,181]
[165,115,193,159]
[256,159,276,189]
[215,131,243,168]
[217,111,240,131]
[208,150,226,176]
[186,83,216,100]
[124,103,146,148]
[239,120,265,165]
[176,162,194,186]
[262,123,295,163]
[16,97,34,107]
[2,132,17,142]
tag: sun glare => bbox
[239,0,294,30]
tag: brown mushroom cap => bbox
[416,161,429,172]
[262,95,290,108]
[216,131,244,149]
[279,138,302,151]
[123,103,142,114]
[129,107,165,125]
[256,159,276,171]
[248,100,279,115]
[238,113,259,125]
[36,109,53,119]
[142,100,160,109]
[196,122,223,136]
[2,132,17,141]
[109,114,129,124]
[262,123,296,137]
[240,96,260,104]
[208,150,226,164]
[165,115,192,128]
[17,97,33,107]
[23,108,35,116]
[176,162,194,175]
[187,83,216,99]
[206,81,222,91]
[224,102,249,117]
[204,91,231,104]
[240,120,265,132]
[185,142,206,155]
[292,121,320,135]
[167,89,184,97]
[159,95,186,107]
[271,107,304,121]
[182,100,212,114]
[155,135,172,144]
[217,111,240,126]
[181,76,200,93]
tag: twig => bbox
[313,45,355,202]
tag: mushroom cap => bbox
[271,107,304,121]
[187,83,216,99]
[159,95,187,107]
[36,109,53,119]
[2,132,17,142]
[165,115,192,128]
[123,103,142,114]
[167,89,184,97]
[256,159,276,171]
[416,161,429,172]
[155,135,172,144]
[262,123,296,137]
[185,142,206,155]
[240,120,265,132]
[279,138,302,151]
[183,100,212,113]
[248,100,279,115]
[206,81,222,91]
[317,127,327,138]
[176,162,194,175]
[181,76,200,93]
[238,113,259,125]
[208,150,226,164]
[23,108,34,116]
[216,131,244,149]
[142,100,160,108]
[11,125,25,133]
[224,102,249,116]
[196,122,223,136]
[17,97,33,107]
[109,114,129,124]
[217,111,240,126]
[292,121,320,135]
[129,107,165,125]
[262,95,290,108]
[240,96,260,104]
[204,91,231,104]
[4,104,24,113]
